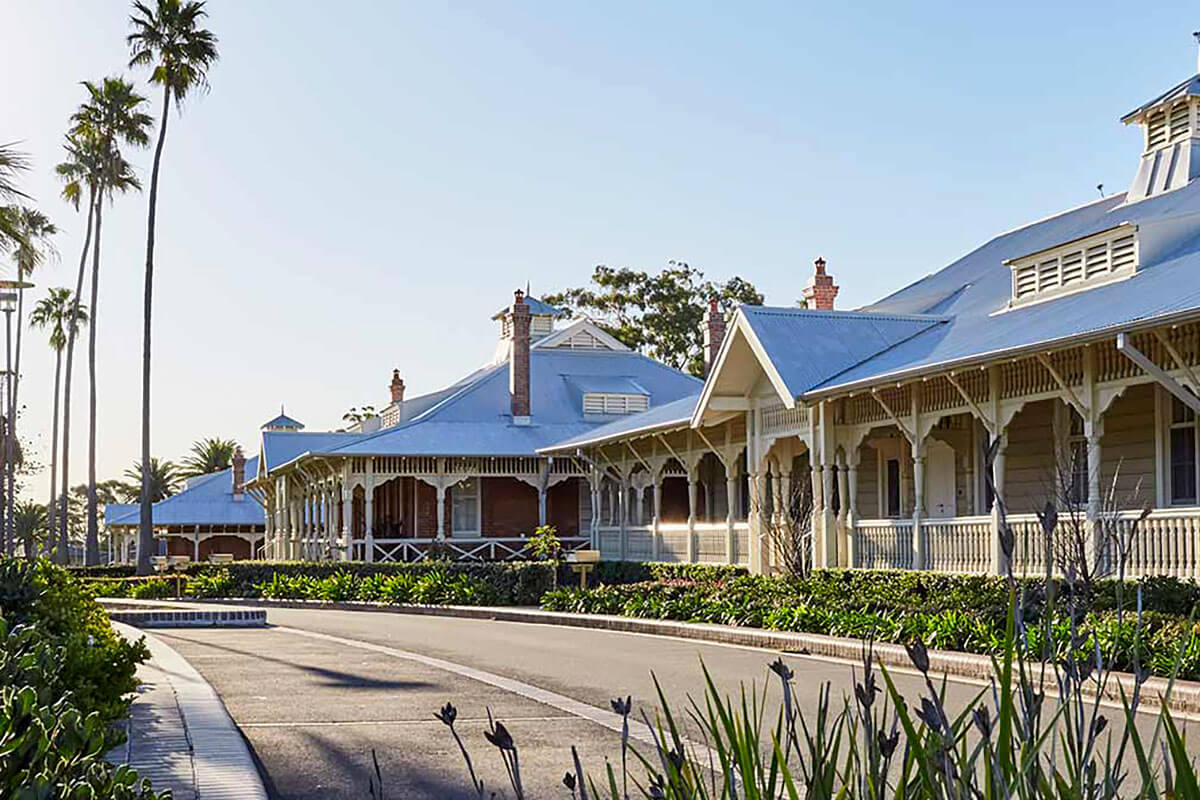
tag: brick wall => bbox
[482,477,538,537]
[547,478,580,536]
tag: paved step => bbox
[99,598,266,628]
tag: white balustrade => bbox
[854,519,914,570]
[923,516,991,574]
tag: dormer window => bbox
[1007,224,1138,308]
[583,392,649,415]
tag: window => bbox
[1066,411,1088,506]
[450,478,480,536]
[1169,396,1199,505]
[583,393,650,415]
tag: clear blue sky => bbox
[2,1,1197,489]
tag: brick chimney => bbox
[232,445,246,500]
[510,290,531,423]
[702,298,726,376]
[389,369,405,404]
[802,257,839,311]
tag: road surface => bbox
[157,608,1175,799]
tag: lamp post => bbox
[0,281,32,557]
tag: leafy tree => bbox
[70,77,152,566]
[128,0,219,575]
[342,405,379,426]
[122,458,180,504]
[29,288,88,553]
[543,261,763,377]
[180,436,237,477]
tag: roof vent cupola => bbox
[1122,42,1200,202]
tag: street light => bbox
[0,280,33,558]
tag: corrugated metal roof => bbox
[261,431,361,472]
[492,296,565,318]
[741,307,945,398]
[106,457,265,528]
[811,181,1200,394]
[263,349,699,465]
[542,392,700,451]
[261,412,304,430]
[1122,73,1200,121]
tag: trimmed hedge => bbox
[541,569,1200,679]
[82,560,556,606]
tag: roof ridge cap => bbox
[745,306,950,323]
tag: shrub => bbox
[129,578,177,600]
[0,559,164,798]
[187,569,233,599]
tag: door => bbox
[925,440,957,518]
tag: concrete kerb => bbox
[112,621,269,800]
[185,597,1200,716]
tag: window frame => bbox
[449,478,482,537]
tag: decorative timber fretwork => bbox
[346,455,587,477]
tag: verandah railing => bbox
[855,507,1200,578]
[595,522,750,566]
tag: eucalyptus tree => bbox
[3,207,56,552]
[180,436,236,478]
[29,288,87,552]
[128,0,218,574]
[70,77,152,564]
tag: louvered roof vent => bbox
[1005,224,1138,309]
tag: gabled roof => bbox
[739,307,947,398]
[105,457,265,528]
[1122,74,1200,122]
[260,431,361,473]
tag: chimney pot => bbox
[802,256,839,311]
[510,290,531,422]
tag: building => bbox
[106,447,266,561]
[544,59,1200,578]
[250,291,701,562]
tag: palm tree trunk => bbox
[60,185,95,565]
[11,286,23,551]
[85,192,103,565]
[45,347,62,555]
[138,83,170,576]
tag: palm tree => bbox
[70,77,152,565]
[122,457,181,503]
[30,288,87,555]
[53,132,103,564]
[128,0,218,575]
[5,206,57,553]
[180,436,237,477]
[0,144,30,241]
[14,500,46,559]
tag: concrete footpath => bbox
[108,622,269,800]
